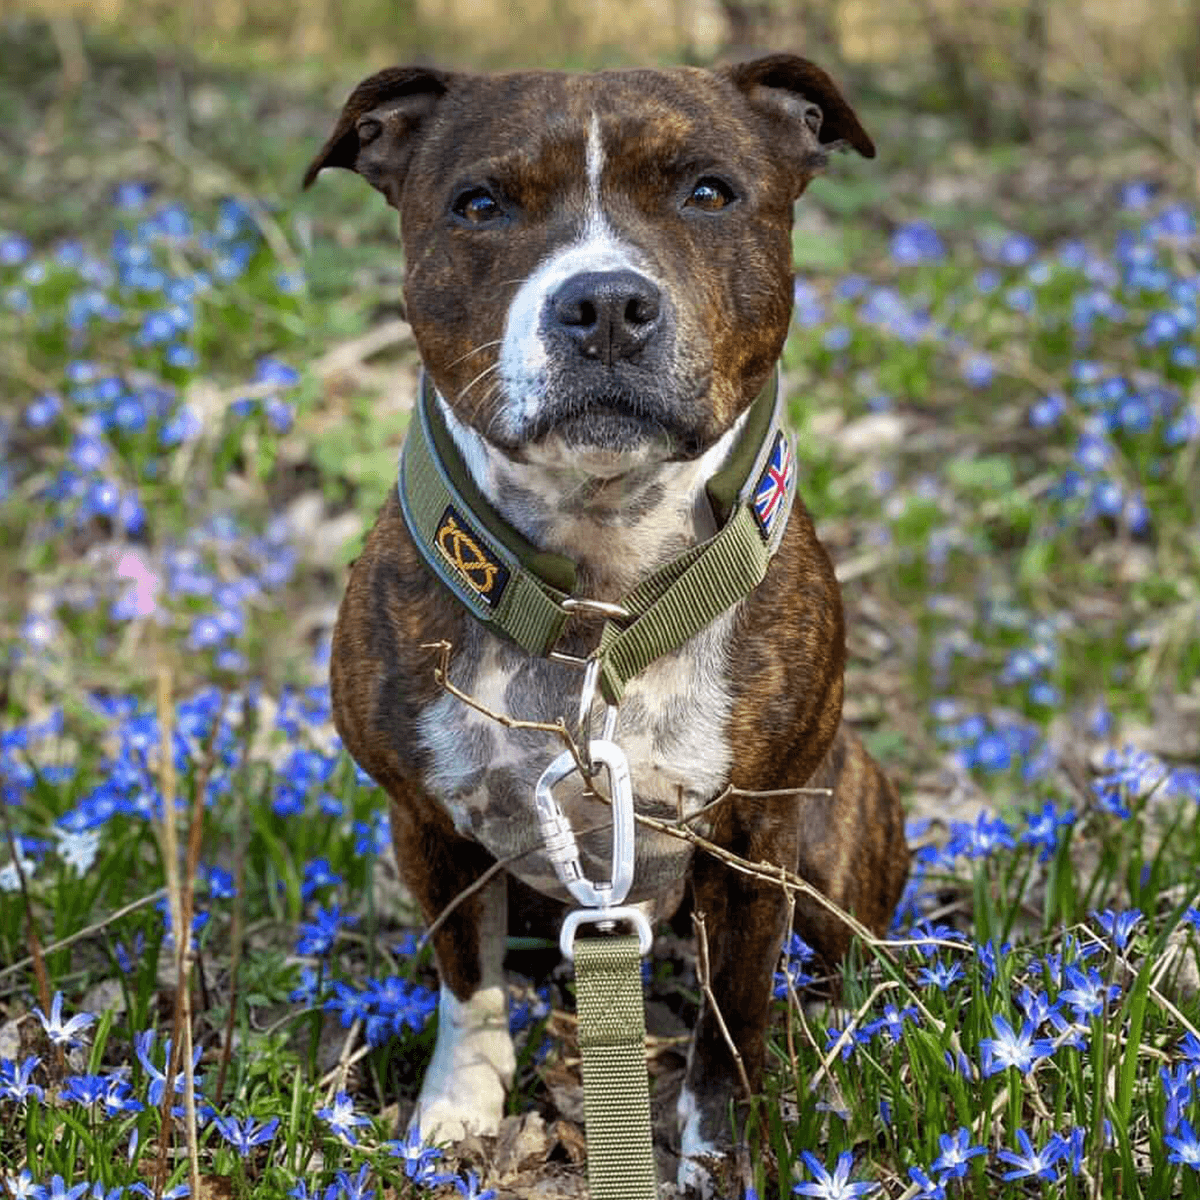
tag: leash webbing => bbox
[574,935,659,1198]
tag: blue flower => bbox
[864,1003,918,1044]
[316,1091,370,1144]
[0,1056,44,1102]
[890,221,944,265]
[997,1129,1065,1181]
[1119,180,1154,209]
[1161,1063,1192,1132]
[296,904,356,956]
[134,1030,202,1109]
[255,356,300,388]
[915,959,964,992]
[329,1165,374,1200]
[387,1125,455,1186]
[1091,907,1143,950]
[1165,1119,1200,1169]
[961,353,994,389]
[929,1127,987,1179]
[113,181,153,209]
[212,1114,279,1155]
[0,234,31,265]
[45,1178,89,1200]
[774,933,816,996]
[906,1166,946,1198]
[453,1171,497,1200]
[1,1168,44,1199]
[979,1013,1055,1076]
[822,326,851,352]
[793,1151,879,1198]
[1058,964,1121,1019]
[33,992,95,1049]
[301,857,342,900]
[1020,802,1074,861]
[25,393,62,428]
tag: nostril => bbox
[626,295,658,326]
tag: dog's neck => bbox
[435,393,748,600]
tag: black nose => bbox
[549,270,663,364]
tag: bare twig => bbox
[806,980,900,1093]
[0,888,167,986]
[325,1018,364,1103]
[423,642,899,957]
[419,821,612,947]
[692,911,753,1100]
[215,700,257,1105]
[153,666,182,1200]
[319,1034,372,1091]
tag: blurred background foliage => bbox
[3,0,1199,154]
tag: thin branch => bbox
[425,642,882,953]
[153,665,182,1200]
[693,910,753,1101]
[0,888,167,985]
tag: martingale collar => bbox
[397,369,797,704]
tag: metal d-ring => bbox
[560,905,653,960]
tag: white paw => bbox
[411,985,516,1143]
[677,1153,719,1198]
[676,1082,721,1197]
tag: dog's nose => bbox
[549,270,663,364]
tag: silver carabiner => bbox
[534,738,635,909]
[574,657,618,775]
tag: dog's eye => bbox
[685,177,737,212]
[452,187,504,225]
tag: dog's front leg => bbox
[677,814,796,1193]
[387,789,516,1142]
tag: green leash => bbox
[574,935,659,1198]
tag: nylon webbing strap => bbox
[398,387,573,655]
[595,503,769,705]
[574,935,659,1198]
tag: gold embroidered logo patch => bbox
[435,506,509,605]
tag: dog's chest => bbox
[416,613,736,903]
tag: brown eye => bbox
[686,176,737,212]
[452,187,504,225]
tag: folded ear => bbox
[302,66,455,207]
[724,54,875,167]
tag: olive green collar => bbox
[397,371,795,704]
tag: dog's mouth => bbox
[519,385,711,465]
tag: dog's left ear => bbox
[724,54,875,171]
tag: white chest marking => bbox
[416,617,736,903]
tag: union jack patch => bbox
[752,431,794,540]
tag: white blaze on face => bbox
[496,112,652,441]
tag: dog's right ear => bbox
[302,66,454,207]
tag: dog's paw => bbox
[676,1152,720,1198]
[676,1083,728,1197]
[411,985,516,1143]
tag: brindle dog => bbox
[305,55,909,1192]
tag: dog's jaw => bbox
[436,387,749,595]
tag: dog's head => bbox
[305,57,872,477]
